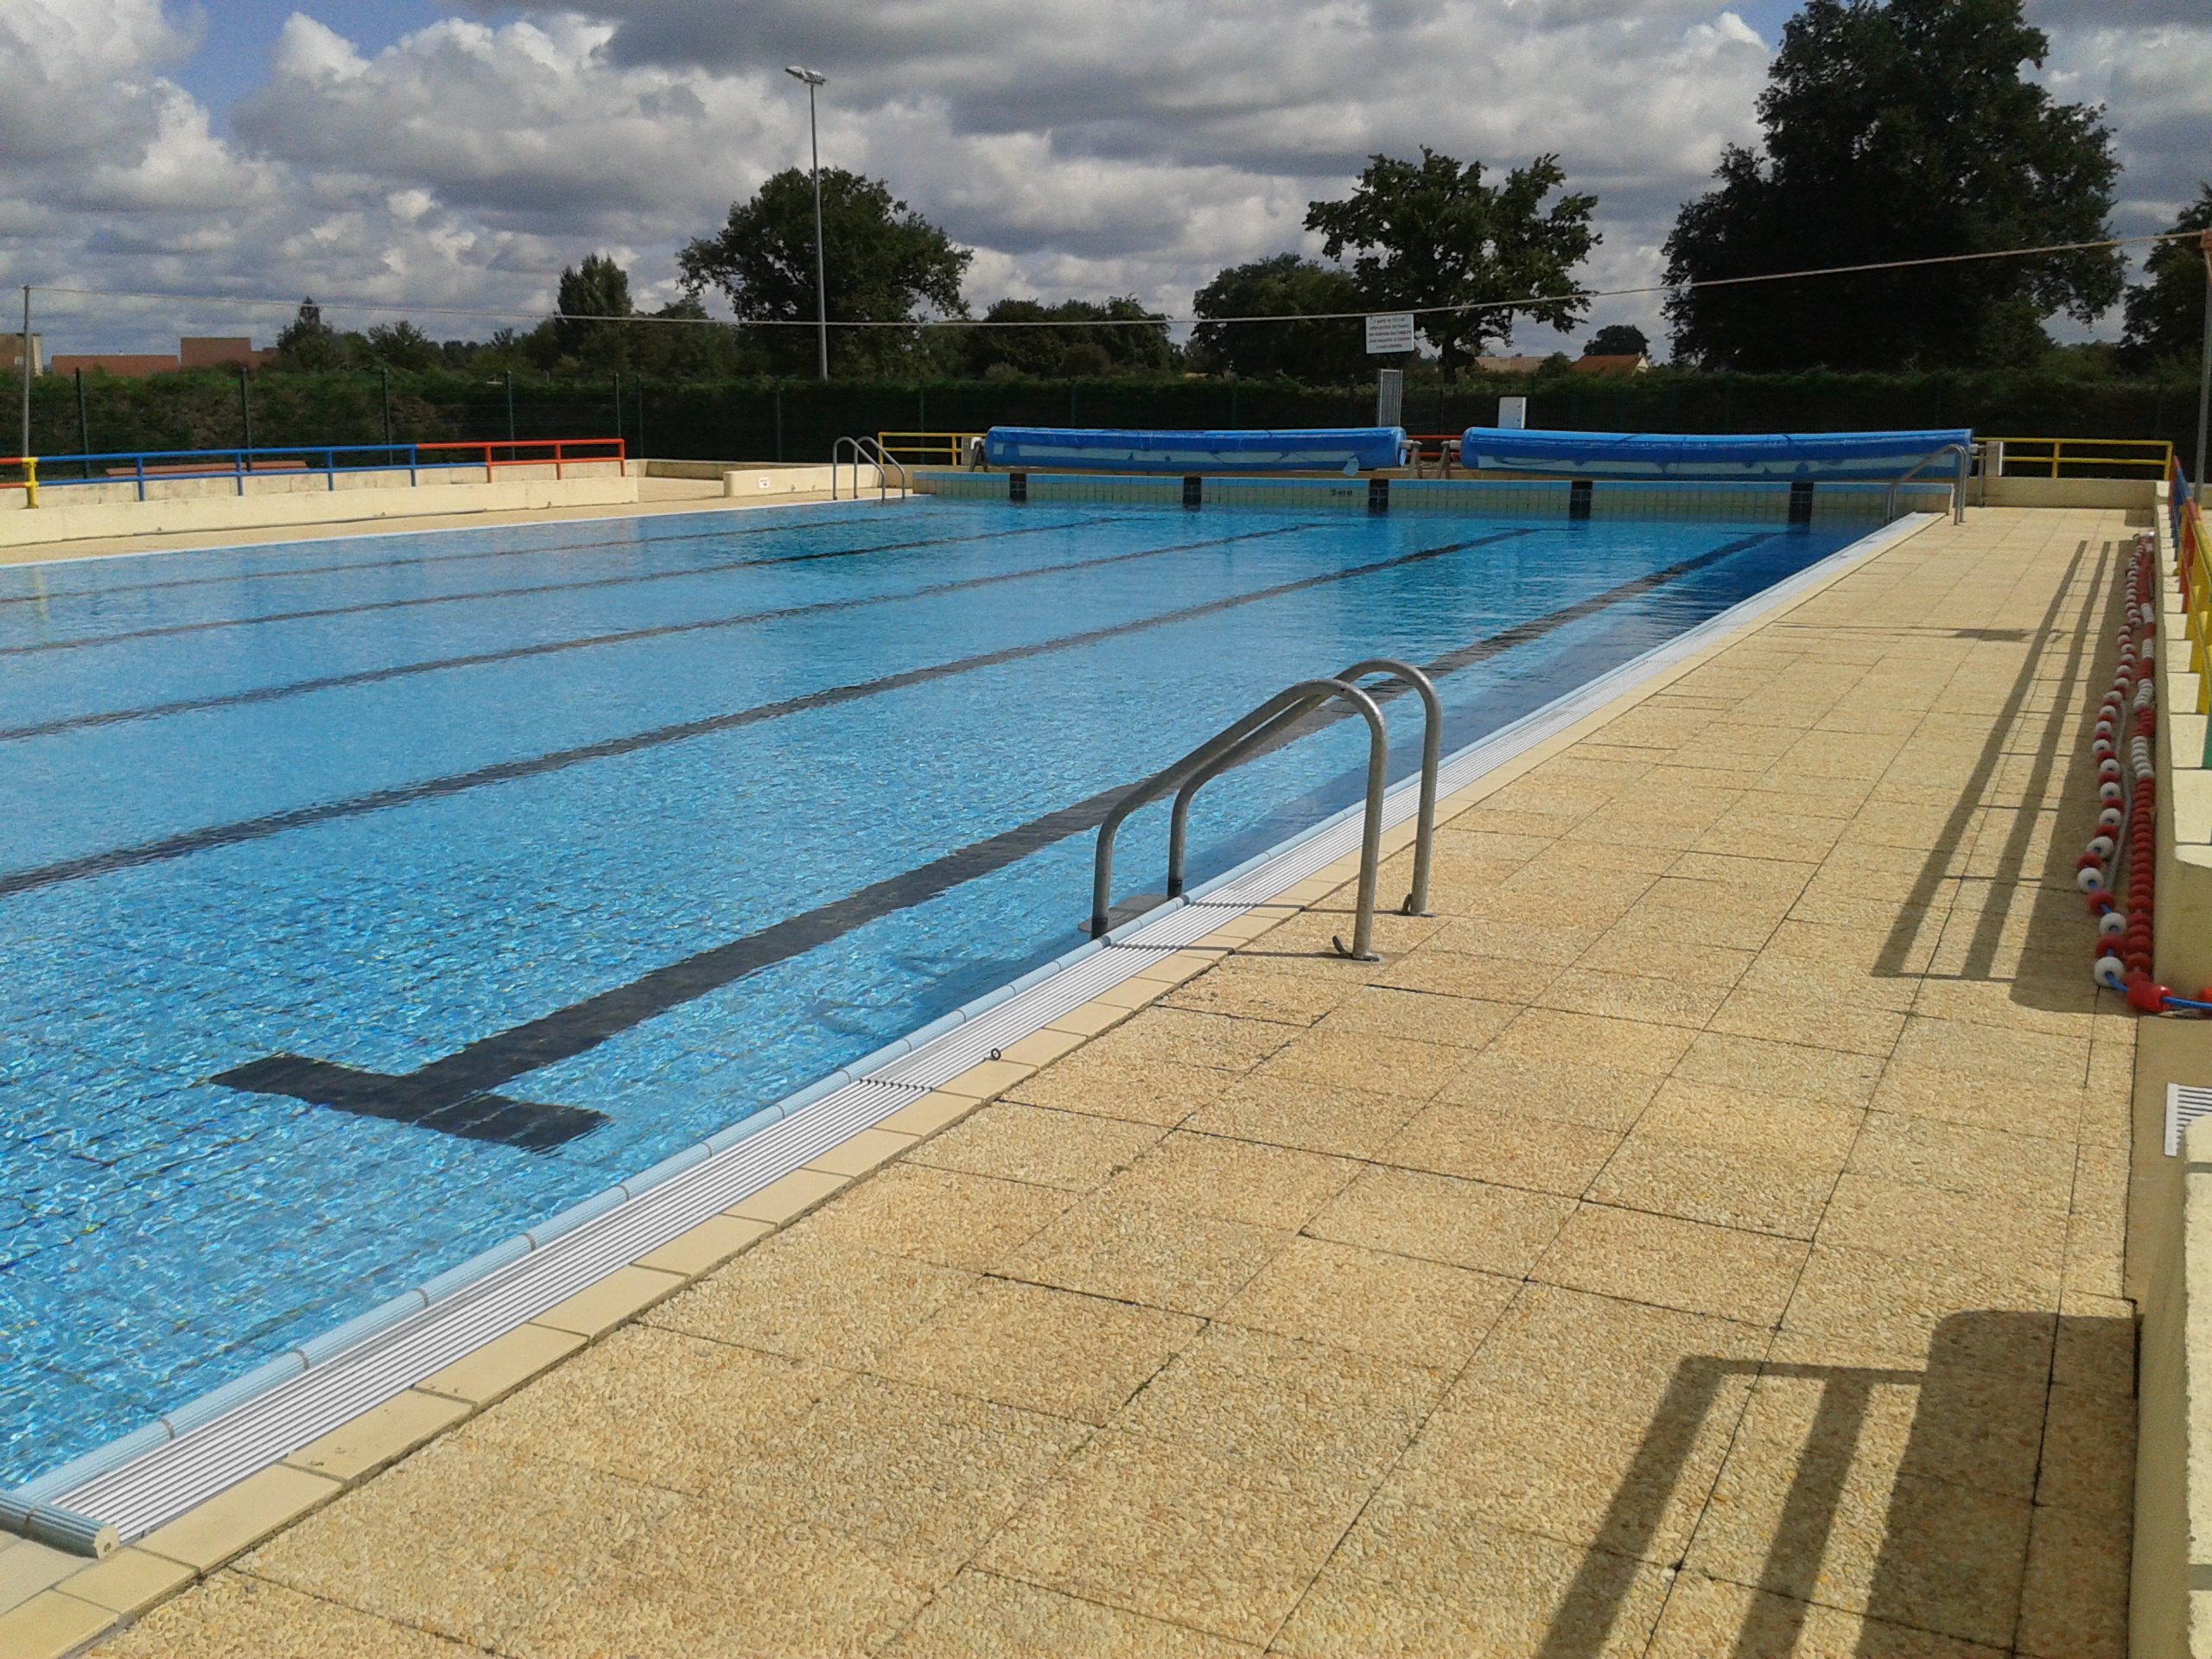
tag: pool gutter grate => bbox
[10,512,1936,1548]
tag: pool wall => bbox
[1,510,1942,1554]
[917,470,1955,527]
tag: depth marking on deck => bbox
[211,529,1775,1150]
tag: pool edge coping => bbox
[0,510,1941,1657]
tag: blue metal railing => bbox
[16,440,626,503]
[27,444,449,501]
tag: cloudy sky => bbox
[3,0,2206,359]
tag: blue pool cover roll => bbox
[1458,427,1973,481]
[984,427,1408,474]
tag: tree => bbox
[276,297,349,371]
[2121,185,2212,372]
[555,253,635,363]
[1304,149,1598,378]
[1584,323,1649,358]
[1663,0,2121,372]
[679,168,971,375]
[363,320,440,370]
[963,296,1173,378]
[1188,256,1367,382]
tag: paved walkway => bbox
[98,509,2136,1657]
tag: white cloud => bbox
[3,0,2203,359]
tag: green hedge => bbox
[5,365,2202,469]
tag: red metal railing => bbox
[414,438,626,480]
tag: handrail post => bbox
[1092,677,1392,962]
[326,448,336,491]
[1337,658,1441,915]
[21,457,35,509]
[234,450,245,497]
[134,454,145,502]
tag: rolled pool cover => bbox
[983,427,1408,474]
[1458,427,1973,481]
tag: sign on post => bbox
[1364,313,1416,355]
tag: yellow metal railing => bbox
[2172,456,2211,723]
[1986,435,2174,479]
[2,455,36,507]
[875,430,987,467]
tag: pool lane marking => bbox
[207,529,1773,1151]
[0,515,1140,658]
[0,524,1335,744]
[0,503,923,610]
[0,529,1537,901]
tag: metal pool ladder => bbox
[831,435,911,501]
[1088,660,1441,962]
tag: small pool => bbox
[0,498,1863,1485]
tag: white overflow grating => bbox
[18,513,1932,1545]
[2168,1084,2212,1157]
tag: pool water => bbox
[0,499,1859,1486]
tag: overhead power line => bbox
[27,229,2193,333]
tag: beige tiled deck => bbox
[73,507,2138,1656]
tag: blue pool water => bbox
[0,499,1861,1486]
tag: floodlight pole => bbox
[2196,230,2211,501]
[786,66,830,382]
[18,286,31,461]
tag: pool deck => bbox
[7,505,2139,1656]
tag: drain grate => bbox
[2168,1084,2212,1156]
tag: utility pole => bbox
[785,67,830,382]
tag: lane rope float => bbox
[2082,531,2209,1013]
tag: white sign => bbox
[1364,312,1416,355]
[1497,396,1529,430]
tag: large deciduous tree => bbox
[554,253,634,362]
[1303,150,1598,378]
[2121,185,2212,372]
[679,168,971,376]
[1189,256,1368,383]
[1663,0,2121,372]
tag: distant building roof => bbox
[180,337,276,371]
[1571,353,1650,377]
[1475,355,1548,376]
[50,354,177,379]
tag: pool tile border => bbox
[0,512,1936,1657]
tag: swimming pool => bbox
[0,498,1865,1488]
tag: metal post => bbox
[381,368,393,447]
[18,285,31,461]
[505,370,515,442]
[774,385,783,462]
[74,367,88,468]
[786,67,830,381]
[638,380,646,461]
[809,81,827,381]
[612,371,621,459]
[238,367,252,450]
[2195,231,2211,501]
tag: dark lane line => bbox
[0,524,1329,744]
[0,530,1536,899]
[0,517,1135,658]
[212,530,1767,1147]
[0,505,921,611]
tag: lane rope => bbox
[2082,530,2203,1013]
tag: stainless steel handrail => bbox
[1164,658,1440,917]
[1090,677,1391,961]
[830,435,911,501]
[1885,442,1970,525]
